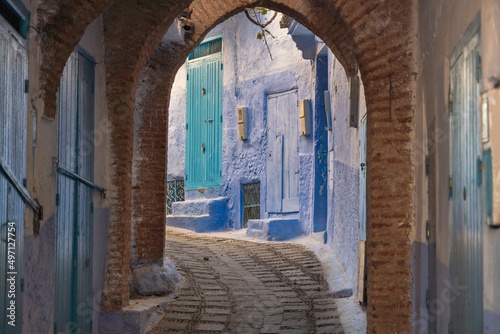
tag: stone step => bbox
[172,197,228,218]
[246,218,301,241]
[165,215,226,233]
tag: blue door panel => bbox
[267,90,299,213]
[449,32,483,334]
[186,40,223,190]
[0,22,27,334]
[55,50,94,334]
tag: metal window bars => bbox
[242,182,260,228]
[167,180,185,215]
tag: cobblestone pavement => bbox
[149,228,347,334]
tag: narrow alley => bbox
[1,0,500,333]
[149,228,363,333]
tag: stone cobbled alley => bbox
[149,228,357,334]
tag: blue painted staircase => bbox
[165,197,228,233]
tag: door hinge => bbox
[186,123,189,130]
[23,178,27,187]
[426,220,430,241]
[426,289,430,309]
[56,193,60,206]
[221,63,223,70]
[24,80,29,93]
[220,170,222,177]
[476,54,482,82]
[186,174,188,181]
[448,86,453,114]
[187,74,189,80]
[220,115,223,123]
[425,156,429,176]
[448,176,453,199]
[477,158,483,185]
[20,278,24,292]
[90,202,94,214]
[91,83,95,94]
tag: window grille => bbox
[0,0,29,38]
[166,180,185,215]
[188,38,222,61]
[242,182,260,228]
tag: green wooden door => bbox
[185,38,223,190]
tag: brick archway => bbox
[34,0,416,332]
[34,0,116,119]
[131,2,417,333]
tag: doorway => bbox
[266,89,300,213]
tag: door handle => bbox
[361,163,366,171]
[201,144,205,153]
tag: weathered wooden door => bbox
[359,115,367,241]
[449,29,483,334]
[0,16,27,334]
[54,50,95,334]
[267,90,299,213]
[185,37,223,190]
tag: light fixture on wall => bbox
[237,107,247,140]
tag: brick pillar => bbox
[131,42,189,266]
[101,102,135,311]
[131,76,171,265]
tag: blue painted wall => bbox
[326,52,367,296]
[168,13,324,234]
[168,13,368,295]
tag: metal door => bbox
[267,90,299,213]
[0,18,27,334]
[185,38,223,190]
[449,31,483,334]
[54,50,94,334]
[359,115,367,241]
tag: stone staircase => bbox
[246,218,301,241]
[165,197,228,233]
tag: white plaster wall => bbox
[326,53,367,298]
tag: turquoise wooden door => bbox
[359,115,367,241]
[0,18,27,334]
[267,90,299,213]
[54,50,94,334]
[185,38,223,190]
[449,30,483,334]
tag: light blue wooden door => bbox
[54,50,94,334]
[449,31,483,334]
[186,38,223,190]
[0,19,27,334]
[267,90,299,213]
[359,115,367,241]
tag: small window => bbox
[166,180,185,215]
[242,182,261,228]
[0,0,30,38]
[188,38,222,61]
